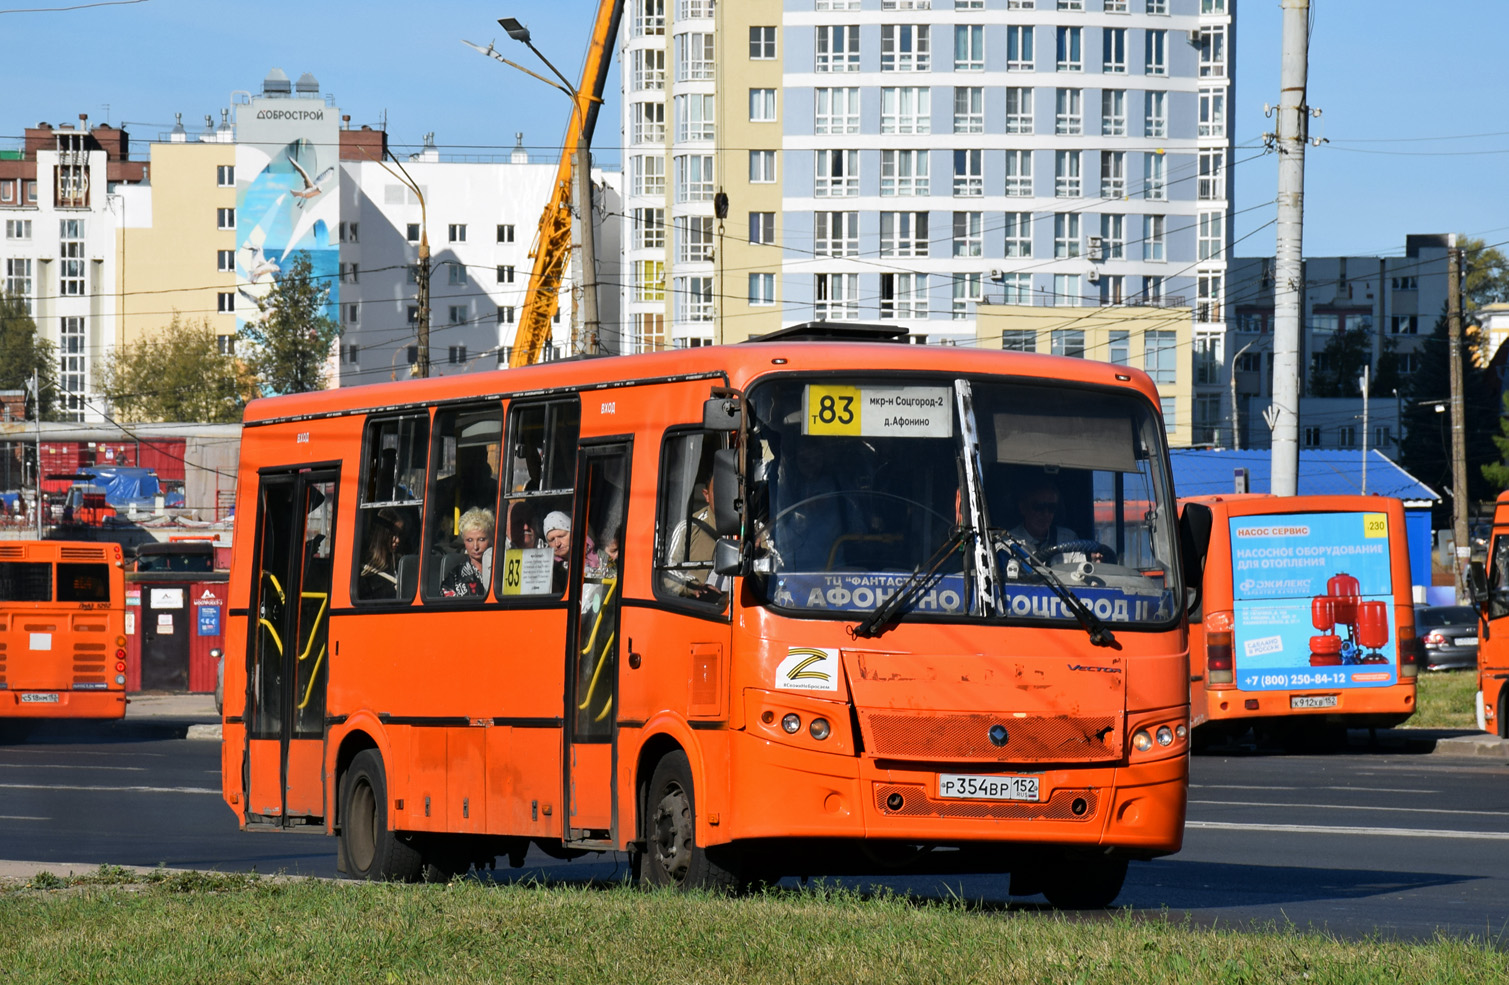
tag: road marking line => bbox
[0,782,219,796]
[0,763,146,772]
[1186,820,1509,841]
[1192,784,1435,794]
[1192,799,1501,817]
[0,816,49,821]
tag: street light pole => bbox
[1448,238,1470,597]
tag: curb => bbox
[186,724,222,741]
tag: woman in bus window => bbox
[441,507,494,598]
[358,508,407,599]
[543,510,572,592]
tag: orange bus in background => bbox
[1184,494,1419,747]
[1471,491,1509,735]
[0,540,128,719]
[220,328,1209,907]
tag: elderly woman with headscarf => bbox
[542,510,572,593]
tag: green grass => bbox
[1410,669,1481,730]
[0,868,1505,984]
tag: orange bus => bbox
[0,540,128,719]
[219,328,1208,906]
[1470,491,1509,735]
[1183,494,1419,747]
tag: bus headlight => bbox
[809,717,831,740]
[782,713,801,734]
[1132,730,1153,752]
[1156,726,1174,747]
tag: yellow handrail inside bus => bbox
[296,592,329,664]
[258,619,284,655]
[575,578,618,713]
[261,571,285,604]
[297,643,327,711]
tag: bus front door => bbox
[243,469,339,825]
[565,443,629,844]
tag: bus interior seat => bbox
[396,554,420,600]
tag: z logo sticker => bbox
[776,647,839,692]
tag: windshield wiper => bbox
[995,533,1119,648]
[850,526,967,639]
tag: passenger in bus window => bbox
[602,525,622,576]
[439,445,499,537]
[663,477,726,602]
[776,438,854,570]
[358,508,407,599]
[543,510,572,591]
[440,507,493,598]
[506,501,539,549]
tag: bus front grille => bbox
[860,711,1122,763]
[873,782,1100,822]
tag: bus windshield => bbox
[745,375,1179,628]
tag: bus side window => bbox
[352,414,428,603]
[499,398,580,599]
[423,405,503,602]
[655,429,728,608]
[1491,534,1509,621]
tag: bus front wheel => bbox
[340,749,422,882]
[1040,854,1128,909]
[636,750,740,892]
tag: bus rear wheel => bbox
[1040,854,1128,909]
[340,749,422,882]
[636,750,740,892]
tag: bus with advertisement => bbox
[1470,490,1509,735]
[1183,494,1419,747]
[219,327,1210,907]
[0,540,128,719]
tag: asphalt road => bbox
[1,711,1506,942]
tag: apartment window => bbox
[1103,27,1127,73]
[446,264,466,287]
[676,32,716,81]
[1198,212,1225,261]
[1197,271,1223,323]
[632,101,665,144]
[881,149,929,197]
[448,224,466,243]
[1198,150,1226,201]
[4,219,31,239]
[407,307,420,327]
[1000,273,1032,304]
[219,334,237,356]
[675,215,714,263]
[1058,0,1083,7]
[816,149,859,197]
[881,87,931,135]
[1203,0,1227,11]
[953,211,982,258]
[749,211,776,246]
[1108,330,1130,365]
[1146,0,1166,12]
[1004,212,1033,257]
[632,47,666,89]
[217,292,235,313]
[1005,150,1033,197]
[216,249,235,273]
[815,87,861,135]
[59,219,85,297]
[749,88,777,123]
[1050,274,1086,304]
[216,207,235,230]
[749,150,777,183]
[675,275,714,323]
[817,0,861,8]
[1336,425,1357,448]
[1054,150,1081,198]
[632,0,665,36]
[952,273,982,320]
[217,164,234,187]
[4,258,32,310]
[815,211,859,257]
[448,306,467,326]
[1145,29,1167,75]
[1392,276,1418,290]
[1102,89,1127,136]
[954,86,984,133]
[881,212,930,258]
[675,154,715,202]
[879,272,928,319]
[1004,87,1034,134]
[497,265,516,284]
[675,93,716,142]
[1161,398,1177,435]
[1144,214,1165,261]
[1100,214,1125,259]
[1101,151,1126,198]
[956,0,984,7]
[1008,0,1035,7]
[1055,88,1082,134]
[816,25,861,72]
[1145,90,1167,137]
[1391,315,1418,335]
[1194,334,1220,385]
[446,345,468,365]
[1106,0,1128,11]
[814,273,859,320]
[406,223,420,242]
[1007,25,1034,70]
[1199,87,1227,137]
[1056,26,1082,71]
[631,155,666,197]
[345,304,359,326]
[881,24,931,72]
[1143,274,1164,302]
[1144,330,1176,383]
[748,273,775,306]
[0,179,14,204]
[1143,152,1166,200]
[24,180,37,204]
[750,25,776,58]
[406,264,420,285]
[340,262,362,284]
[954,149,984,197]
[1100,274,1126,306]
[1002,328,1036,351]
[497,306,515,325]
[1375,425,1393,447]
[1053,213,1080,258]
[954,24,984,71]
[1052,329,1086,358]
[633,208,665,250]
[1200,25,1227,78]
[59,317,85,418]
[634,260,665,302]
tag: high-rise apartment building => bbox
[619,0,1235,350]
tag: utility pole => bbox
[1359,363,1369,494]
[416,222,431,379]
[1269,0,1310,497]
[1448,237,1470,597]
[31,369,42,538]
[576,143,600,355]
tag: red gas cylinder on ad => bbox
[1309,634,1344,666]
[1327,572,1360,623]
[1312,596,1336,632]
[1355,600,1390,656]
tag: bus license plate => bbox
[938,774,1039,802]
[1290,695,1337,710]
[19,693,59,704]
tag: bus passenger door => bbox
[243,468,339,825]
[565,442,629,844]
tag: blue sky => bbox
[1,0,1505,258]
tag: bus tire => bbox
[1498,687,1509,741]
[1040,854,1128,909]
[340,749,422,882]
[636,750,739,892]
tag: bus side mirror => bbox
[1178,502,1213,614]
[713,537,743,578]
[711,449,742,538]
[1467,561,1489,607]
[703,395,743,431]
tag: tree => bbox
[1459,235,1509,313]
[98,314,247,423]
[0,290,59,419]
[1306,326,1373,398]
[237,252,341,396]
[1485,392,1509,491]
